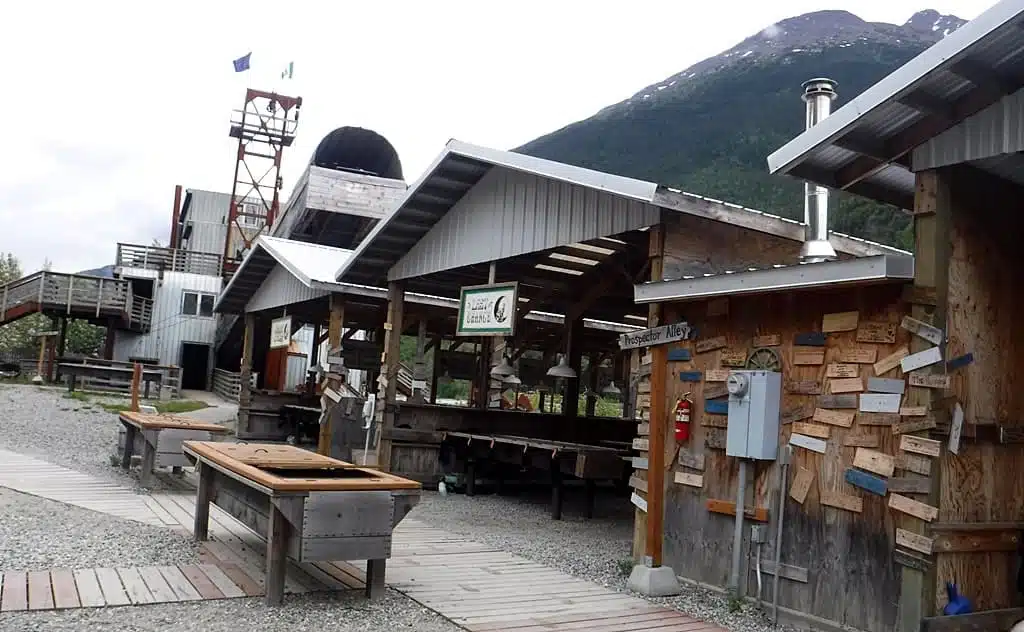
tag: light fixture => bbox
[502,374,521,385]
[546,354,577,379]
[490,356,515,378]
[601,381,621,396]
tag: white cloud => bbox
[0,0,988,273]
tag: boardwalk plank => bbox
[27,571,54,610]
[50,569,81,609]
[116,567,155,604]
[217,563,262,597]
[178,565,224,600]
[1,571,28,612]
[157,566,202,601]
[138,566,179,602]
[94,568,131,606]
[72,569,106,608]
[198,564,246,599]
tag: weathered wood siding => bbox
[659,285,910,632]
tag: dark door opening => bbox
[180,343,211,391]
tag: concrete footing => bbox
[627,564,682,597]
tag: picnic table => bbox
[182,441,421,605]
[118,411,230,487]
[61,362,163,397]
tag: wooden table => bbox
[62,363,163,397]
[443,431,629,520]
[182,441,421,605]
[118,412,230,487]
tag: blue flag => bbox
[232,53,251,73]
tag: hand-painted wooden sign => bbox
[893,417,937,435]
[629,476,648,492]
[822,311,859,333]
[888,494,938,522]
[752,334,781,347]
[821,490,864,513]
[853,448,895,477]
[630,492,648,512]
[901,347,943,373]
[827,363,859,378]
[899,406,928,417]
[947,352,974,371]
[830,378,864,394]
[813,408,855,427]
[786,380,822,395]
[948,402,964,455]
[789,467,814,504]
[794,332,826,347]
[874,346,910,376]
[619,322,695,350]
[889,477,931,494]
[695,336,728,353]
[793,349,825,365]
[667,348,692,362]
[674,471,704,488]
[857,413,899,426]
[720,349,748,368]
[837,348,878,364]
[845,468,888,496]
[844,433,880,448]
[896,528,934,555]
[632,438,649,451]
[894,549,932,572]
[789,433,827,453]
[705,428,727,450]
[632,457,649,470]
[897,453,932,476]
[705,399,729,415]
[704,384,729,400]
[859,393,902,414]
[867,377,906,394]
[677,448,705,470]
[818,394,858,409]
[679,371,703,382]
[900,316,943,345]
[792,422,830,439]
[705,369,730,382]
[780,404,814,425]
[900,434,942,457]
[907,373,950,389]
[857,322,897,344]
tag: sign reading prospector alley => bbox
[618,322,694,350]
[456,282,518,337]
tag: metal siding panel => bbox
[246,265,326,313]
[914,88,1024,170]
[185,191,230,256]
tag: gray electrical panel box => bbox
[725,370,782,460]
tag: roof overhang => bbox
[633,255,915,304]
[767,0,1024,210]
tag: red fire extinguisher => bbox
[674,394,693,442]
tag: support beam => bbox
[644,223,667,568]
[377,282,404,472]
[585,355,599,417]
[411,318,427,403]
[237,313,256,436]
[429,335,441,405]
[318,295,344,456]
[562,317,584,418]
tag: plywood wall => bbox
[658,284,909,632]
[937,181,1024,613]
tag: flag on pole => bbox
[232,53,251,73]
[281,61,294,79]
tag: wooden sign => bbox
[907,373,951,389]
[901,316,943,346]
[888,494,938,522]
[679,371,703,382]
[701,415,729,428]
[893,418,937,435]
[844,433,880,448]
[813,408,855,428]
[636,394,652,409]
[838,347,878,364]
[889,477,931,494]
[899,406,928,417]
[677,448,705,471]
[896,528,934,555]
[323,387,342,403]
[897,453,932,476]
[628,476,648,492]
[821,490,864,513]
[933,531,1022,553]
[894,549,932,572]
[901,347,943,373]
[695,336,727,353]
[780,404,814,425]
[630,492,648,512]
[619,322,695,350]
[823,311,859,333]
[674,471,704,488]
[793,349,825,365]
[903,284,938,306]
[900,435,942,457]
[948,402,964,455]
[786,380,822,395]
[827,363,859,378]
[830,378,864,393]
[705,400,729,415]
[789,433,827,454]
[707,297,729,317]
[632,457,649,470]
[792,422,830,439]
[853,448,895,477]
[858,413,899,426]
[947,352,974,371]
[706,499,770,522]
[818,394,858,409]
[636,422,650,436]
[752,334,781,347]
[845,468,888,496]
[632,438,649,451]
[874,346,910,376]
[667,348,692,362]
[867,377,906,394]
[860,394,902,414]
[704,384,729,400]
[706,428,727,450]
[794,332,826,347]
[706,369,730,382]
[857,322,897,344]
[720,349,748,368]
[790,467,814,504]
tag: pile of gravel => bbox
[0,591,463,632]
[411,488,794,632]
[0,488,199,571]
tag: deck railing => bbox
[212,368,242,402]
[116,243,223,277]
[0,272,147,328]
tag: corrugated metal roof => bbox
[634,255,915,304]
[767,0,1024,209]
[336,140,908,287]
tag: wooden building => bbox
[613,2,1024,631]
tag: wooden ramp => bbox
[0,448,174,527]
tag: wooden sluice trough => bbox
[182,441,421,605]
[118,412,231,487]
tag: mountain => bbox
[76,264,115,278]
[516,9,967,250]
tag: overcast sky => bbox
[1,0,988,273]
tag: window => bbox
[182,291,215,317]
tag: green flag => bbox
[281,61,293,79]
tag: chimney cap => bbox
[802,78,838,100]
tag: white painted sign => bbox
[949,402,965,455]
[901,346,943,373]
[630,492,648,512]
[269,315,292,349]
[900,316,944,345]
[456,282,518,337]
[618,321,695,350]
[859,393,903,413]
[789,433,827,454]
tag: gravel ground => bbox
[0,591,463,632]
[0,384,188,492]
[0,488,199,571]
[411,487,795,632]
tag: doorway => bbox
[180,343,211,391]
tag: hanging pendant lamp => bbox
[601,381,621,396]
[490,356,515,378]
[546,354,577,379]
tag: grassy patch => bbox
[95,399,210,414]
[63,391,91,402]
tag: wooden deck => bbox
[0,452,723,631]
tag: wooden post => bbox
[643,224,666,566]
[35,334,47,379]
[377,282,404,472]
[57,317,68,359]
[237,313,256,436]
[897,169,951,631]
[563,318,584,418]
[318,295,345,455]
[102,318,116,360]
[129,362,142,412]
[411,318,427,403]
[429,335,442,405]
[585,354,599,417]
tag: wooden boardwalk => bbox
[0,454,723,631]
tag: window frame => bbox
[181,290,217,318]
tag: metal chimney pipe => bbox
[800,78,838,264]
